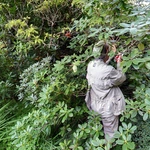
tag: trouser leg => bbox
[102,115,119,139]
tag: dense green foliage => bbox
[133,116,150,150]
[0,0,150,150]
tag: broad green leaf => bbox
[130,126,137,132]
[125,38,131,45]
[146,105,150,110]
[119,126,123,133]
[91,140,99,147]
[132,58,145,65]
[127,134,131,141]
[138,110,144,116]
[132,64,139,69]
[122,122,128,129]
[131,110,137,118]
[85,129,90,133]
[123,143,128,150]
[80,131,84,137]
[54,62,64,71]
[125,113,130,119]
[143,112,148,121]
[124,60,132,67]
[98,34,103,40]
[78,146,83,150]
[122,60,132,72]
[146,88,150,95]
[130,49,139,58]
[69,113,73,117]
[114,131,121,138]
[138,43,145,50]
[145,62,150,70]
[143,57,150,61]
[145,99,150,105]
[122,134,127,141]
[120,23,130,28]
[62,115,67,123]
[117,28,129,35]
[72,64,77,72]
[116,139,124,145]
[105,142,111,150]
[97,147,103,150]
[120,116,124,122]
[127,123,132,129]
[130,28,137,35]
[127,142,135,149]
[88,28,101,37]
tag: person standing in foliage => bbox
[85,41,126,140]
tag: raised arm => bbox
[109,54,126,86]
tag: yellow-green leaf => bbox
[138,43,145,51]
[72,65,77,72]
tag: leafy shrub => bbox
[60,112,104,150]
[133,116,150,150]
[0,0,150,150]
[11,54,89,149]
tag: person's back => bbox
[86,58,125,116]
[87,59,114,89]
[85,42,126,141]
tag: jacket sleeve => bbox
[109,67,126,86]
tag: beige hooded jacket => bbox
[86,59,126,118]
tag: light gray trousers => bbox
[101,115,119,139]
